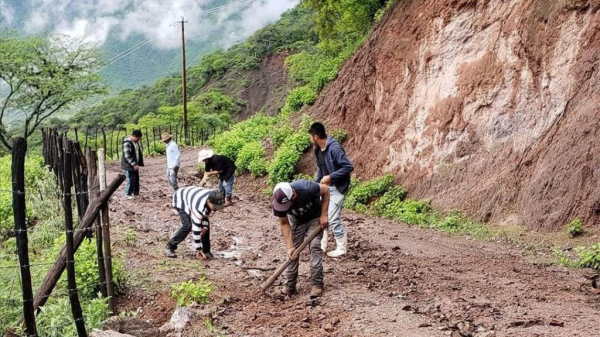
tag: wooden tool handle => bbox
[260,225,324,292]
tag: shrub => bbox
[171,279,214,306]
[36,297,110,337]
[576,243,600,270]
[212,113,277,161]
[371,186,408,216]
[236,142,265,172]
[282,85,317,114]
[345,175,394,210]
[268,131,311,185]
[329,128,348,143]
[567,218,584,238]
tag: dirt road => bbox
[105,149,600,337]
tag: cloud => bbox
[0,0,15,26]
[17,0,298,49]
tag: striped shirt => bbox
[173,186,212,250]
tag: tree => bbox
[0,30,106,152]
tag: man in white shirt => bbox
[162,133,181,191]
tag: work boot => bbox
[204,252,214,260]
[321,230,328,252]
[164,248,177,258]
[327,232,348,258]
[224,197,233,207]
[310,286,324,299]
[281,286,297,296]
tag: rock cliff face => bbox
[308,0,600,230]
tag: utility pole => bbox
[178,17,189,144]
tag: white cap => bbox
[198,149,214,162]
[272,182,293,212]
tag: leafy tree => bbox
[0,30,106,152]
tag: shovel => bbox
[260,226,324,292]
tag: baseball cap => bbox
[273,182,293,212]
[207,190,224,210]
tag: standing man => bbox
[121,130,144,200]
[273,180,330,298]
[198,149,236,207]
[308,122,354,257]
[165,186,224,259]
[162,133,180,191]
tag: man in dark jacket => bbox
[121,130,144,200]
[308,122,354,257]
[198,149,237,206]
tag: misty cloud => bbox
[0,0,15,26]
[11,0,298,48]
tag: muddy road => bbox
[105,149,600,337]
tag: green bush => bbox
[567,218,584,238]
[371,186,408,216]
[236,142,265,172]
[268,131,311,185]
[345,175,394,210]
[576,243,600,270]
[212,113,277,161]
[171,279,214,306]
[282,85,317,114]
[36,297,110,337]
[0,155,46,239]
[330,128,348,143]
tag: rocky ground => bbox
[102,149,600,337]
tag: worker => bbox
[198,148,236,207]
[121,130,144,200]
[162,133,180,191]
[164,186,224,259]
[308,122,354,257]
[273,180,330,298]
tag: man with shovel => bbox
[272,180,330,298]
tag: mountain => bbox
[306,0,600,230]
[0,0,296,91]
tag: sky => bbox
[0,0,298,49]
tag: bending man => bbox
[198,149,237,207]
[273,180,329,299]
[165,186,224,259]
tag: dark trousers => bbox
[167,209,211,253]
[125,170,140,196]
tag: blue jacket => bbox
[314,137,354,194]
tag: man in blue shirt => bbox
[162,133,180,191]
[308,122,354,257]
[273,180,330,298]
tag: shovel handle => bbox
[260,226,324,292]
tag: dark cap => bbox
[208,190,224,210]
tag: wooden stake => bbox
[98,148,115,312]
[87,148,107,298]
[64,142,87,337]
[12,138,38,337]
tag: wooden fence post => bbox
[145,127,150,157]
[98,149,115,312]
[12,138,38,337]
[64,142,87,337]
[87,148,107,298]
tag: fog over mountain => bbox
[0,0,297,89]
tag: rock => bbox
[91,330,137,337]
[159,307,194,333]
[548,319,564,327]
[100,317,160,337]
[301,323,311,329]
[418,323,432,328]
[401,305,412,311]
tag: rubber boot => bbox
[321,230,328,252]
[327,232,347,258]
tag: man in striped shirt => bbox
[165,186,224,259]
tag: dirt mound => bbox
[306,0,600,230]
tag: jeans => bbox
[284,218,324,288]
[218,175,235,198]
[327,186,346,239]
[167,209,211,253]
[167,167,179,191]
[125,170,140,196]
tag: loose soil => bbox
[105,149,600,337]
